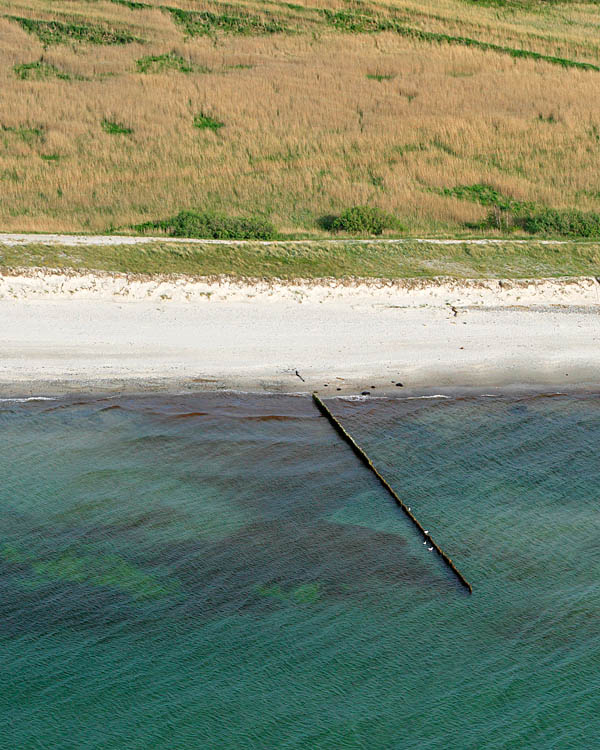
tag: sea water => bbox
[1,391,599,749]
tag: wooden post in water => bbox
[312,393,473,595]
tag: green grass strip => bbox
[321,10,600,71]
[13,61,71,80]
[108,0,289,35]
[2,240,600,279]
[6,16,142,45]
[164,7,287,36]
[399,27,600,71]
[136,53,197,73]
[438,183,534,212]
[108,0,149,9]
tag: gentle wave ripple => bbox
[1,392,599,749]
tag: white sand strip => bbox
[0,232,574,247]
[1,271,599,393]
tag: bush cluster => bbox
[485,206,600,238]
[446,183,600,238]
[520,208,600,238]
[330,205,396,235]
[137,210,277,240]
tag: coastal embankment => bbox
[1,270,599,394]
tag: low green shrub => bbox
[193,112,224,132]
[101,118,133,135]
[521,208,600,238]
[330,205,397,235]
[136,210,277,240]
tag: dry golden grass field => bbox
[1,0,600,236]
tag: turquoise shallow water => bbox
[1,391,599,749]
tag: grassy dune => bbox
[2,0,600,238]
[2,240,600,279]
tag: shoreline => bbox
[2,382,599,401]
[2,270,599,395]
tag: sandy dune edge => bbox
[1,269,600,306]
[1,271,599,394]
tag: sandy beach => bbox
[1,269,599,395]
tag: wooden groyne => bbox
[312,393,473,594]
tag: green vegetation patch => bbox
[441,182,537,232]
[13,60,70,80]
[135,54,252,74]
[135,210,277,239]
[1,124,45,144]
[321,9,385,33]
[193,112,224,132]
[109,0,150,9]
[101,118,133,135]
[440,183,532,212]
[165,7,287,37]
[0,168,20,181]
[366,73,396,82]
[7,16,141,46]
[443,183,600,237]
[522,209,600,238]
[3,239,600,279]
[326,205,400,236]
[136,52,197,73]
